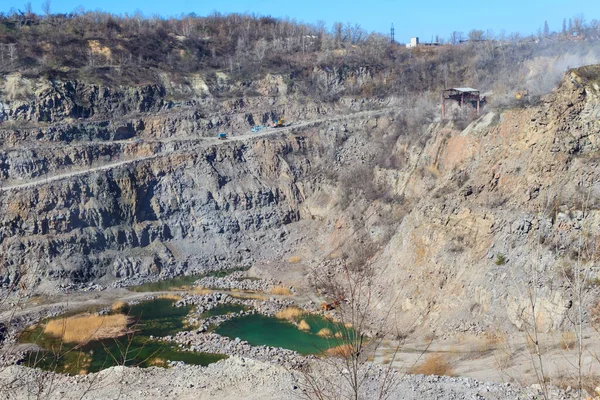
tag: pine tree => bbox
[562,19,567,35]
[543,21,550,37]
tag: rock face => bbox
[0,79,168,123]
[0,67,388,291]
[0,139,305,285]
[374,66,600,333]
[2,65,600,334]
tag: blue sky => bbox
[2,0,599,42]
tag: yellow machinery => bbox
[514,90,528,100]
[272,118,285,128]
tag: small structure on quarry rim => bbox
[441,87,482,119]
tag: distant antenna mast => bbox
[390,23,395,44]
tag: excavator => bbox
[514,90,528,100]
[272,118,286,128]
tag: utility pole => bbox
[390,23,395,44]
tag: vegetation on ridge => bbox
[0,10,599,105]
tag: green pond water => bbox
[21,299,225,374]
[128,275,204,292]
[129,269,246,292]
[216,314,352,355]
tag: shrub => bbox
[275,307,304,320]
[495,253,507,266]
[326,344,354,358]
[409,354,455,376]
[270,286,292,295]
[158,293,182,301]
[298,320,311,331]
[191,287,213,295]
[591,302,600,327]
[560,331,576,350]
[2,73,32,102]
[317,328,332,337]
[111,301,127,311]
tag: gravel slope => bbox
[0,357,570,400]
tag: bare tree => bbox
[41,0,51,17]
[297,261,402,400]
[254,38,268,64]
[468,29,485,42]
[332,22,344,48]
[87,48,95,67]
[560,182,600,399]
[449,31,464,45]
[7,44,16,65]
[23,2,32,17]
[573,14,585,34]
[568,18,573,33]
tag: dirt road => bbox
[0,107,392,192]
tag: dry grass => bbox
[326,344,354,358]
[288,256,302,264]
[270,286,292,296]
[317,328,332,337]
[489,333,513,371]
[111,301,127,311]
[275,307,304,320]
[169,285,194,291]
[334,332,343,339]
[44,314,129,344]
[560,331,576,350]
[484,332,507,346]
[149,358,167,367]
[67,352,91,375]
[3,73,32,101]
[493,349,513,371]
[551,371,600,397]
[590,301,600,326]
[230,292,269,300]
[27,295,47,305]
[409,354,455,376]
[190,287,213,295]
[425,164,441,178]
[326,251,343,260]
[157,293,182,301]
[298,320,311,331]
[457,332,506,354]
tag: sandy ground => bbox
[374,331,600,389]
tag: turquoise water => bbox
[22,299,226,374]
[216,313,351,355]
